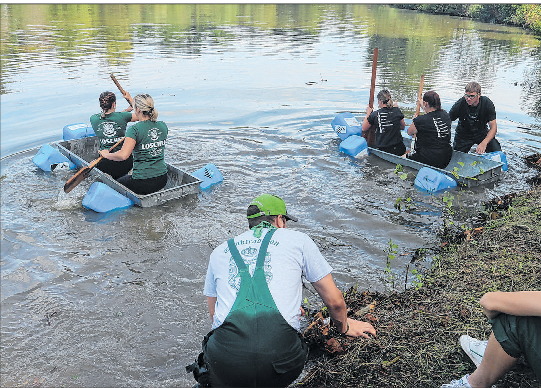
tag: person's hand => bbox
[366,106,373,116]
[98,150,109,158]
[344,318,376,339]
[476,141,488,154]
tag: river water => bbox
[1,4,540,388]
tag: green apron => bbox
[203,229,308,387]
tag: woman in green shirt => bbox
[98,93,168,195]
[90,91,137,179]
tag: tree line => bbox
[394,4,541,35]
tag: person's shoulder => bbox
[480,95,495,106]
[274,228,315,243]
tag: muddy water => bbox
[1,4,541,387]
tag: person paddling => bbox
[403,91,453,169]
[98,93,168,195]
[90,91,138,179]
[362,89,407,156]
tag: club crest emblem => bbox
[148,128,160,142]
[102,122,116,137]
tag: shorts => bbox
[453,133,501,153]
[117,172,168,195]
[406,146,453,169]
[491,313,541,379]
[379,142,406,156]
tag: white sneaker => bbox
[460,335,488,367]
[441,374,472,388]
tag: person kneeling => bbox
[405,91,453,169]
[187,194,376,387]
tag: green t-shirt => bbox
[90,112,133,150]
[126,120,168,180]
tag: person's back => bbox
[189,194,376,387]
[406,91,453,169]
[362,89,406,156]
[204,227,319,387]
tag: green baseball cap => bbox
[246,194,298,222]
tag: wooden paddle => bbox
[410,75,425,151]
[362,48,378,147]
[63,137,125,193]
[110,74,132,107]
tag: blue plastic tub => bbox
[32,144,76,172]
[480,151,508,171]
[82,182,134,212]
[63,123,95,141]
[339,135,368,158]
[331,112,363,141]
[414,167,457,193]
[191,163,223,191]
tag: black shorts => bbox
[406,146,453,169]
[378,142,406,156]
[117,172,168,195]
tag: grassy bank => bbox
[394,4,541,35]
[297,177,541,387]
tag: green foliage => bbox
[384,238,399,290]
[393,4,541,35]
[394,164,408,180]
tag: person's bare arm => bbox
[480,291,541,320]
[476,119,497,154]
[206,296,217,323]
[312,274,376,338]
[407,121,418,136]
[99,137,136,161]
[362,106,373,132]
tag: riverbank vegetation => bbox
[394,4,541,35]
[297,157,541,387]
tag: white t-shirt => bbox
[204,227,332,331]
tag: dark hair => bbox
[99,91,116,118]
[247,205,278,228]
[423,90,442,111]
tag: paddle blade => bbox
[64,167,91,193]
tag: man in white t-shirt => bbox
[187,194,376,387]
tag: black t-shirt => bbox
[413,109,452,150]
[367,106,404,148]
[449,96,496,137]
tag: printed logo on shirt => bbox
[228,249,273,293]
[148,147,163,157]
[101,122,116,137]
[148,127,161,142]
[377,111,394,134]
[433,117,451,138]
